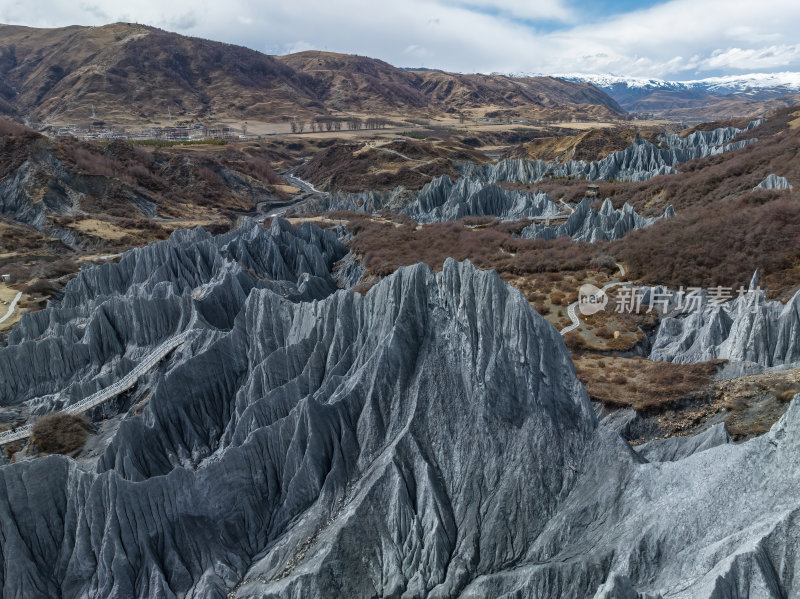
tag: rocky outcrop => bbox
[0,149,80,246]
[634,422,731,462]
[754,173,793,190]
[300,175,561,223]
[650,272,800,368]
[404,175,559,223]
[0,218,347,412]
[2,248,800,597]
[520,197,674,242]
[458,120,762,185]
[0,133,290,249]
[299,121,751,224]
[332,250,365,289]
[658,120,763,153]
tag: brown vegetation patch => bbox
[66,218,142,241]
[2,441,23,461]
[30,412,90,455]
[613,196,800,299]
[573,355,721,411]
[715,369,800,440]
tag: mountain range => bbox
[0,23,623,125]
[554,72,800,122]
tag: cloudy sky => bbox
[0,0,797,80]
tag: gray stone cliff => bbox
[0,234,799,597]
[520,197,674,242]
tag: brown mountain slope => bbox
[275,51,430,114]
[412,70,624,117]
[294,138,490,192]
[0,23,321,124]
[643,93,800,123]
[280,51,624,117]
[0,23,624,124]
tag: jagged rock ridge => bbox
[754,173,793,190]
[303,174,562,223]
[459,120,763,184]
[0,218,347,414]
[296,121,755,226]
[520,197,675,242]
[1,238,800,597]
[649,275,800,369]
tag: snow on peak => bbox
[551,72,800,93]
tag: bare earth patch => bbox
[67,218,142,241]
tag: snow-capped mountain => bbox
[556,72,800,95]
[514,72,800,121]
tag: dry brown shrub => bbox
[30,413,89,455]
[0,118,31,136]
[24,278,58,296]
[595,327,615,339]
[563,332,585,351]
[574,357,721,411]
[460,215,499,227]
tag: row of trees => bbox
[285,116,390,133]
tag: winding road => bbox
[284,164,327,196]
[560,263,627,336]
[262,164,331,218]
[0,292,22,325]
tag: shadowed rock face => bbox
[1,227,800,598]
[520,197,675,242]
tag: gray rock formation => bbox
[0,150,81,246]
[0,218,347,412]
[754,174,793,190]
[301,175,561,223]
[520,197,674,242]
[333,251,365,289]
[599,406,661,441]
[650,272,800,368]
[658,120,762,153]
[298,120,750,225]
[459,120,762,185]
[634,423,731,462]
[404,175,559,223]
[1,249,800,598]
[292,121,760,226]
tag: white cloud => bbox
[1,0,800,79]
[698,45,800,72]
[440,0,574,22]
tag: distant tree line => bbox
[284,115,390,133]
